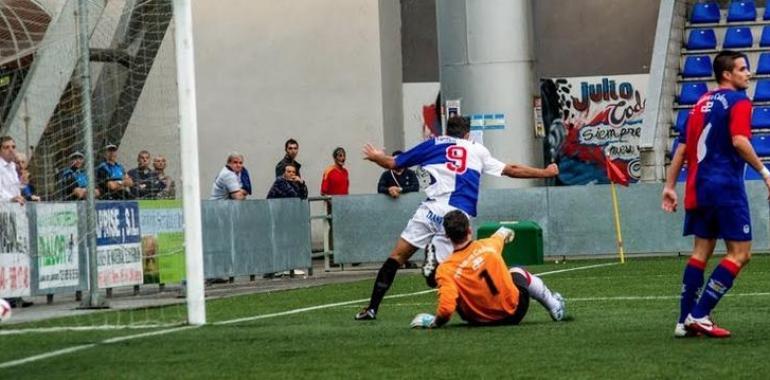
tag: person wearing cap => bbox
[96,143,134,200]
[58,150,97,200]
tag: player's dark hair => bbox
[333,147,346,158]
[713,50,747,83]
[285,138,298,150]
[0,136,14,145]
[443,210,470,244]
[446,116,470,138]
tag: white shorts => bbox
[400,202,469,264]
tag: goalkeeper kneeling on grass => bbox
[412,210,566,329]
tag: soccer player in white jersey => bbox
[355,116,559,320]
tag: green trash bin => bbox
[476,221,544,266]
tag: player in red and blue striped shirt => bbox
[663,50,770,338]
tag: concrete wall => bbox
[188,0,402,198]
[532,0,661,78]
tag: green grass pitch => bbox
[2,255,770,379]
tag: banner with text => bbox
[97,202,143,288]
[138,200,185,284]
[541,74,648,185]
[0,204,31,297]
[36,203,80,290]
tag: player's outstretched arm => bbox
[362,143,396,169]
[662,142,686,213]
[733,135,770,198]
[502,163,559,179]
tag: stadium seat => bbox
[691,1,721,23]
[727,1,756,22]
[761,26,770,47]
[757,53,770,75]
[765,5,770,20]
[751,135,770,156]
[687,29,717,50]
[679,82,708,105]
[682,56,713,78]
[745,163,770,179]
[675,109,690,134]
[723,27,753,48]
[754,80,770,102]
[752,107,770,129]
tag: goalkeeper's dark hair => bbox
[446,116,470,138]
[443,210,470,244]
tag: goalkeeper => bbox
[411,210,565,328]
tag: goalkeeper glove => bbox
[494,227,515,243]
[410,313,436,329]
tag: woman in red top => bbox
[321,147,349,195]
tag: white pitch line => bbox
[0,262,612,370]
[0,323,185,336]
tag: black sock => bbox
[368,258,400,313]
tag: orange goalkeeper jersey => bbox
[434,235,520,324]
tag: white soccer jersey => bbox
[394,136,505,217]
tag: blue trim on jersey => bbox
[395,138,452,168]
[448,169,481,216]
[97,161,125,180]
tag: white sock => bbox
[510,267,560,311]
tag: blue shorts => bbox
[684,204,752,241]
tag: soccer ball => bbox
[0,298,11,323]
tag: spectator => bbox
[321,147,349,195]
[14,152,39,202]
[152,155,175,198]
[267,163,308,199]
[96,143,134,200]
[0,136,32,308]
[275,138,302,178]
[58,151,97,200]
[128,150,164,199]
[210,152,248,200]
[0,136,24,205]
[377,150,419,198]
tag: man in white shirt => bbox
[0,136,24,205]
[210,152,248,200]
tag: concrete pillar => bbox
[436,0,540,188]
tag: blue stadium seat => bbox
[757,53,770,75]
[687,29,717,50]
[761,26,770,47]
[691,2,721,23]
[679,82,708,105]
[723,27,753,48]
[675,109,690,134]
[754,80,770,101]
[727,1,756,22]
[752,107,770,129]
[751,135,770,156]
[765,5,770,20]
[745,163,770,180]
[682,56,712,78]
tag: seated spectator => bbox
[275,138,302,178]
[321,147,349,195]
[58,151,98,200]
[210,152,248,200]
[0,136,24,205]
[96,143,134,200]
[377,150,419,198]
[128,150,164,199]
[267,164,308,199]
[152,155,175,198]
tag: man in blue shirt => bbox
[662,50,770,338]
[96,144,134,200]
